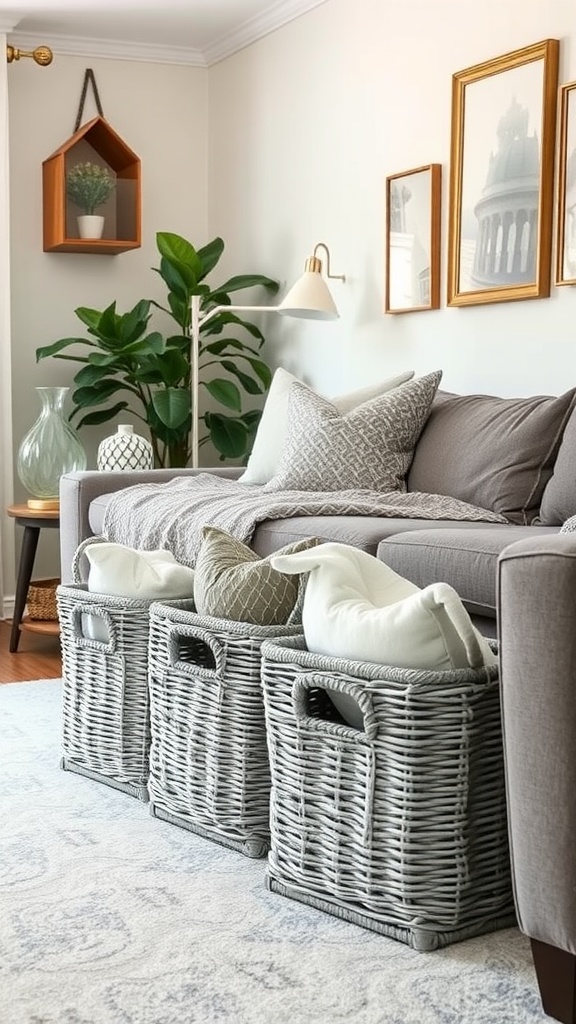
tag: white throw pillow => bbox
[85,543,195,599]
[270,542,496,728]
[239,367,415,485]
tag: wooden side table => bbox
[6,503,60,652]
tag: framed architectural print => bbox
[385,164,441,313]
[556,81,576,286]
[447,38,559,307]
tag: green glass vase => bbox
[17,386,87,507]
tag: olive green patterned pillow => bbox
[193,527,319,625]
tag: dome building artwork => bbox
[470,98,540,288]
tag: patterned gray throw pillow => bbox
[194,527,319,625]
[264,370,442,492]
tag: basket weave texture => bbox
[260,635,515,951]
[147,602,302,858]
[28,578,59,620]
[57,582,176,800]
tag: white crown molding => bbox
[8,30,206,67]
[7,0,329,67]
[0,17,20,33]
[204,0,329,66]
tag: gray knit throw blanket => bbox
[101,474,508,568]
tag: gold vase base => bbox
[27,498,60,511]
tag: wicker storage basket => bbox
[260,635,516,952]
[147,602,302,858]
[28,577,59,620]
[57,582,185,800]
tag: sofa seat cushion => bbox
[251,516,520,558]
[377,525,559,617]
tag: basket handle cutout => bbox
[292,672,378,742]
[73,605,116,651]
[168,622,225,680]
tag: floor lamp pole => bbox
[190,294,200,469]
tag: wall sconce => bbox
[6,44,53,66]
[189,241,346,466]
[278,242,346,320]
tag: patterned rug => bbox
[0,680,548,1024]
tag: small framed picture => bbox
[556,81,576,286]
[447,38,559,307]
[385,163,441,313]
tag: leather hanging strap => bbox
[74,68,104,133]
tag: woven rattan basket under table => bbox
[260,635,515,951]
[57,582,175,800]
[147,602,302,858]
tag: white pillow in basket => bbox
[270,542,496,728]
[82,543,195,643]
[85,543,195,599]
[239,366,415,485]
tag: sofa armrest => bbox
[59,466,243,583]
[497,533,576,954]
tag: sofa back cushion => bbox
[537,405,576,524]
[407,387,576,524]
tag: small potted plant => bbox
[66,161,116,239]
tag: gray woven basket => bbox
[57,581,187,801]
[147,602,302,858]
[260,635,515,951]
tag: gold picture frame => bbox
[556,81,576,286]
[447,38,559,307]
[385,163,441,313]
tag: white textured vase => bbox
[97,424,154,472]
[77,214,104,239]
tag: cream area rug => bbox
[0,680,548,1024]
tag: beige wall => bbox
[207,0,576,398]
[7,54,207,581]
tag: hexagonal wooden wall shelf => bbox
[42,116,141,254]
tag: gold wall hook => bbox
[6,44,53,66]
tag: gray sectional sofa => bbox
[59,384,576,638]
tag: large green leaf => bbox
[75,401,130,428]
[72,379,133,409]
[197,237,224,279]
[36,337,94,361]
[118,301,152,344]
[220,360,264,395]
[207,413,248,459]
[156,232,203,283]
[156,257,191,303]
[210,273,279,296]
[151,387,191,429]
[204,378,241,411]
[73,363,118,387]
[74,307,103,332]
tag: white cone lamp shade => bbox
[278,266,339,320]
[278,245,344,320]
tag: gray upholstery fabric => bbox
[537,406,576,525]
[377,525,558,616]
[264,371,442,492]
[251,516,523,559]
[407,388,576,524]
[498,533,576,949]
[59,467,243,584]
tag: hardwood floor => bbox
[0,619,62,683]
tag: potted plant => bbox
[36,232,278,468]
[66,161,116,239]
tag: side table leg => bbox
[10,525,40,653]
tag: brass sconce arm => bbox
[304,242,346,281]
